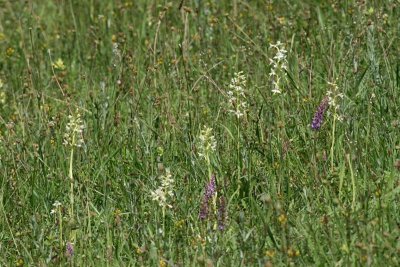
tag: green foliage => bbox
[0,0,399,266]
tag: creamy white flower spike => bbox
[227,71,247,118]
[151,168,174,209]
[269,41,288,94]
[198,126,217,160]
[63,110,85,148]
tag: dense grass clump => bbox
[0,1,399,266]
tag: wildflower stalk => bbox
[205,149,213,185]
[63,110,85,225]
[69,138,75,219]
[226,72,247,193]
[217,196,226,231]
[199,174,218,232]
[236,116,241,193]
[269,41,288,95]
[162,205,166,239]
[212,179,217,231]
[150,168,174,238]
[269,42,289,179]
[198,125,217,186]
[326,82,343,173]
[330,115,336,173]
[197,127,224,233]
[311,82,343,173]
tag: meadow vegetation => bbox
[0,0,399,266]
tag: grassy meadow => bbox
[0,0,400,266]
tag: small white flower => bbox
[50,201,62,214]
[53,201,62,207]
[272,88,282,94]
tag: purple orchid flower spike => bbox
[311,97,329,130]
[199,174,217,220]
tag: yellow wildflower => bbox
[0,91,6,105]
[287,247,300,257]
[278,213,287,225]
[174,219,185,229]
[6,47,14,57]
[53,58,66,70]
[16,258,24,267]
[136,247,143,254]
[375,189,381,197]
[111,34,118,43]
[265,249,276,258]
[113,208,122,216]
